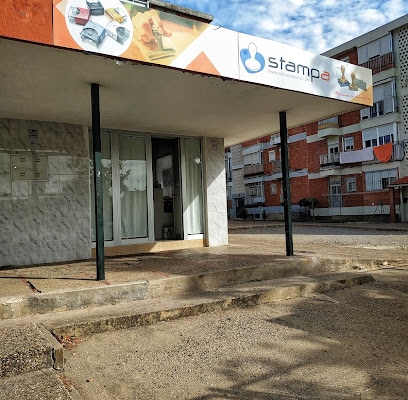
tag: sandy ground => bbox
[61,225,408,400]
[228,224,408,261]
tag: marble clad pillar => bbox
[0,118,91,267]
[203,137,228,247]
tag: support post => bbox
[389,187,397,223]
[91,83,105,280]
[279,111,294,256]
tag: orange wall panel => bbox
[0,0,52,44]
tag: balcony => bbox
[320,153,340,167]
[270,133,281,145]
[244,163,264,177]
[271,160,282,173]
[320,153,341,177]
[359,52,394,72]
[318,116,339,128]
[361,98,398,121]
[245,196,265,206]
[391,142,405,161]
[318,116,341,138]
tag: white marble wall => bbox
[0,119,91,267]
[204,137,228,246]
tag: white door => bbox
[330,181,342,208]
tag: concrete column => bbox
[91,83,105,281]
[389,187,397,223]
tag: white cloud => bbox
[166,0,408,53]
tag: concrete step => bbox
[0,258,378,320]
[42,271,374,338]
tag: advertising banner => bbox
[53,0,372,106]
[53,0,210,65]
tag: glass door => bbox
[118,135,148,240]
[90,131,150,246]
[90,130,113,241]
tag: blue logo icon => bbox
[240,43,265,74]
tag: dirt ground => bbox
[61,266,408,400]
[61,225,408,400]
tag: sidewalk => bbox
[228,219,408,232]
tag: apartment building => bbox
[226,15,408,223]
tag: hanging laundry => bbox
[373,143,393,162]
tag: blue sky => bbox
[168,0,408,53]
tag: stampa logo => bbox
[240,43,265,74]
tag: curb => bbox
[0,282,149,320]
[0,323,58,378]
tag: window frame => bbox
[346,177,357,192]
[343,137,354,152]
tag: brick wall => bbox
[290,176,309,204]
[264,180,281,206]
[309,178,329,207]
[289,140,308,171]
[339,110,360,127]
[308,140,327,173]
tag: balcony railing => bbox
[245,196,265,206]
[359,52,394,71]
[244,163,264,176]
[392,142,405,161]
[361,97,398,120]
[320,153,340,167]
[318,116,339,128]
[271,160,282,173]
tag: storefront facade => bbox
[0,0,372,267]
[0,118,227,266]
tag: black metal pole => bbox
[279,111,294,256]
[91,83,105,280]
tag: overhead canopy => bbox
[389,177,408,187]
[0,0,372,147]
[0,38,369,147]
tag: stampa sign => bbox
[237,33,372,106]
